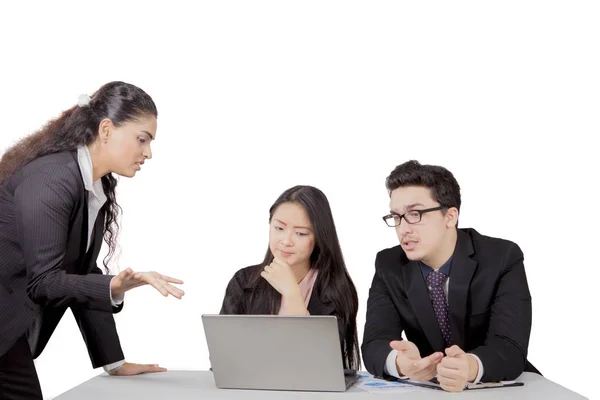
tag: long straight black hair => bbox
[0,81,157,268]
[251,185,361,370]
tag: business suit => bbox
[0,151,124,398]
[362,228,538,382]
[220,265,347,342]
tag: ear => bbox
[445,207,459,228]
[97,118,114,143]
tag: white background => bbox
[0,1,597,399]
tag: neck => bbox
[423,229,458,269]
[86,143,110,181]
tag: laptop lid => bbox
[202,315,348,392]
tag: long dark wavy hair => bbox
[251,185,361,370]
[0,81,157,268]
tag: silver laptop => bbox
[201,314,358,392]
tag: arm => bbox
[15,166,114,312]
[72,307,125,368]
[71,263,125,368]
[361,253,405,377]
[469,243,532,382]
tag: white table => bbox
[54,371,588,399]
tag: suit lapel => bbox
[79,179,89,259]
[447,229,477,350]
[405,260,445,351]
[85,209,105,272]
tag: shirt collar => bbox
[419,256,453,279]
[76,146,107,203]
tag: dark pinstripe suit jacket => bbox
[0,151,124,367]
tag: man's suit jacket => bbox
[220,265,347,341]
[362,228,537,382]
[0,151,124,367]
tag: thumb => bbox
[390,340,413,353]
[119,268,134,279]
[445,345,465,357]
[412,351,443,370]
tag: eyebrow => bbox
[142,130,155,140]
[390,203,426,213]
[274,219,312,231]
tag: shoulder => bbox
[461,228,523,265]
[15,151,81,189]
[462,227,521,252]
[228,264,263,289]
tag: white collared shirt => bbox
[76,146,107,250]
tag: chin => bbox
[403,250,423,261]
[117,169,137,178]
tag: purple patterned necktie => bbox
[426,270,453,347]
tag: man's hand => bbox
[390,340,443,382]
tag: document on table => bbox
[355,372,428,394]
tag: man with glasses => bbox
[361,160,538,392]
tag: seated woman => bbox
[220,185,360,370]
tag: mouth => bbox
[401,239,419,251]
[277,250,294,257]
[134,161,144,170]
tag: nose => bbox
[144,145,153,160]
[280,230,294,247]
[397,217,413,236]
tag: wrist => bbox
[110,276,122,298]
[282,285,302,300]
[395,354,407,377]
[467,355,479,382]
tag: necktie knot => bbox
[426,269,446,288]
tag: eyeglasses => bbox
[382,206,447,227]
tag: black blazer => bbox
[362,228,537,382]
[0,151,124,367]
[220,265,347,341]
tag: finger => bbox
[437,365,461,379]
[260,271,271,281]
[120,268,134,278]
[445,345,465,358]
[159,274,184,284]
[411,365,438,382]
[437,374,456,385]
[412,352,443,370]
[147,277,169,296]
[139,364,168,374]
[164,283,185,299]
[439,383,464,393]
[440,356,463,370]
[132,271,147,281]
[437,375,462,391]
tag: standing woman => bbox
[0,81,184,399]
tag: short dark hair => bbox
[385,160,461,211]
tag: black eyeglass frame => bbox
[382,206,448,227]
